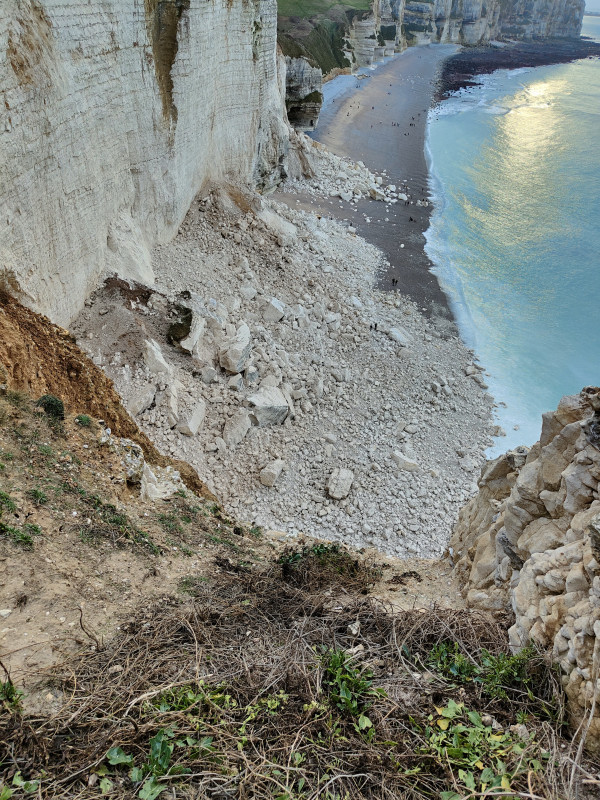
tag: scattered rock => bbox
[327,468,354,500]
[259,459,285,487]
[219,323,252,373]
[177,400,206,437]
[222,410,251,449]
[247,387,289,427]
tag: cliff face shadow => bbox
[144,0,191,126]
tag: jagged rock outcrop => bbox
[0,0,290,326]
[451,388,600,750]
[285,56,323,131]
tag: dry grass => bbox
[2,557,598,800]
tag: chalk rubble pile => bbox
[73,156,495,559]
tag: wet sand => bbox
[286,45,458,323]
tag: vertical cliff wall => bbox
[346,0,585,66]
[0,0,290,326]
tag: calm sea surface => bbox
[425,17,600,454]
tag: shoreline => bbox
[285,44,459,329]
[436,36,600,99]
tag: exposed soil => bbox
[0,292,211,499]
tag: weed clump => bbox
[75,414,92,427]
[35,394,64,420]
[278,541,380,591]
[0,569,582,800]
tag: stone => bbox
[247,387,289,427]
[262,297,286,323]
[259,459,285,487]
[228,374,244,391]
[141,463,186,502]
[128,386,156,417]
[143,339,172,378]
[219,323,252,373]
[240,285,257,301]
[222,410,251,449]
[347,621,360,637]
[201,366,218,384]
[179,313,206,355]
[177,400,206,436]
[327,468,354,500]
[387,326,411,346]
[392,451,419,472]
[565,562,589,593]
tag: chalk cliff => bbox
[0,0,290,326]
[281,0,586,73]
[451,389,600,750]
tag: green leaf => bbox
[199,736,213,751]
[99,777,114,795]
[138,776,164,800]
[129,767,145,783]
[0,787,13,800]
[466,710,483,727]
[440,792,462,800]
[148,731,174,774]
[358,714,372,730]
[11,774,39,794]
[458,769,476,790]
[480,767,495,783]
[106,746,134,766]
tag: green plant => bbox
[23,522,42,537]
[0,490,16,515]
[35,394,64,420]
[319,647,385,735]
[416,700,548,798]
[105,728,191,799]
[27,487,48,506]
[1,679,23,713]
[75,414,92,427]
[5,390,28,409]
[37,443,54,457]
[158,512,184,536]
[1,526,34,549]
[427,641,539,700]
[0,771,40,797]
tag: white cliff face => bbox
[348,0,585,64]
[451,389,600,750]
[0,0,289,325]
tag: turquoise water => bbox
[425,17,600,455]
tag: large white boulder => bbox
[247,387,289,427]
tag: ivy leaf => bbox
[358,714,372,730]
[106,747,134,766]
[480,767,495,784]
[138,776,164,800]
[459,769,476,790]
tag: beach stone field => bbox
[72,139,497,559]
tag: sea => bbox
[425,16,600,456]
